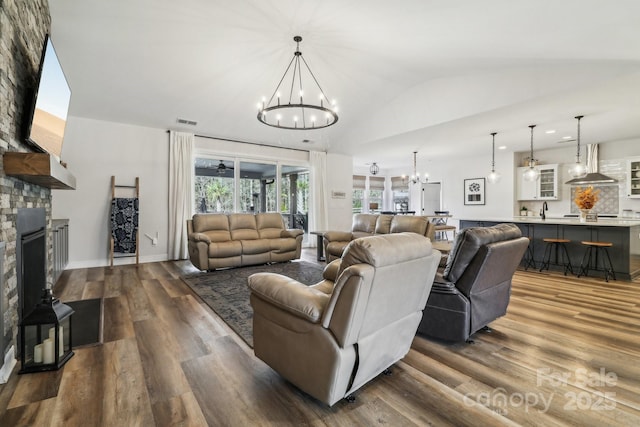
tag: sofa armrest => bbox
[430,275,460,295]
[281,228,304,238]
[248,273,330,323]
[323,259,342,282]
[323,231,353,242]
[189,232,211,244]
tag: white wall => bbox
[326,153,354,231]
[52,117,169,268]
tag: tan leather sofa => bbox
[418,223,529,342]
[186,213,303,270]
[248,232,441,406]
[323,213,436,262]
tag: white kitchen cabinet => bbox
[627,157,640,198]
[516,164,558,201]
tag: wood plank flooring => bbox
[1,249,639,426]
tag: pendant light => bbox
[369,162,379,175]
[486,132,501,184]
[523,125,540,182]
[567,115,588,179]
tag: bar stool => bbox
[522,237,536,270]
[539,238,573,275]
[577,241,616,282]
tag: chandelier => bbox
[257,36,338,130]
[404,151,428,185]
[487,132,501,184]
[567,115,588,179]
[523,125,540,182]
[369,162,379,175]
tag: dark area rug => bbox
[66,298,103,347]
[181,261,325,347]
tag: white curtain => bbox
[168,131,194,260]
[308,151,329,248]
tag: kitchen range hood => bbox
[565,144,617,185]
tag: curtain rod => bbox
[166,130,309,153]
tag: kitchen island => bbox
[459,217,640,280]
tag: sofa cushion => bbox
[270,238,298,253]
[208,240,242,258]
[352,214,378,233]
[229,214,259,240]
[256,213,286,239]
[443,223,521,283]
[390,215,429,236]
[241,239,272,255]
[192,214,231,236]
[374,215,393,234]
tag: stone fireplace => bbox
[0,0,52,382]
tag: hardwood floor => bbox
[1,249,639,426]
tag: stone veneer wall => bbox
[0,0,52,358]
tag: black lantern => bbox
[19,289,74,374]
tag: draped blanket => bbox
[111,198,139,253]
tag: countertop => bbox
[458,216,640,227]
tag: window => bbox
[391,176,409,212]
[353,175,366,213]
[281,165,310,233]
[368,176,385,213]
[239,161,277,213]
[194,158,234,213]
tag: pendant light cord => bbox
[575,115,583,162]
[491,132,497,172]
[529,125,536,166]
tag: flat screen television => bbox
[24,34,71,159]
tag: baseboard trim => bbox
[66,253,169,269]
[0,345,17,384]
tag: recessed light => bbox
[562,136,572,140]
[498,145,507,150]
[545,130,556,134]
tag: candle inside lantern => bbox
[43,338,54,364]
[34,343,43,363]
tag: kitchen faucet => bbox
[541,201,548,220]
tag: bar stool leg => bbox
[577,246,593,278]
[599,247,616,282]
[539,243,552,272]
[560,243,574,275]
[523,244,536,270]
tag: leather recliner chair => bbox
[248,232,441,406]
[417,223,529,342]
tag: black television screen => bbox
[25,34,71,159]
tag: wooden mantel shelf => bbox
[3,152,76,190]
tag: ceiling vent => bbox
[176,118,197,126]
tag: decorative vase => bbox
[579,209,591,223]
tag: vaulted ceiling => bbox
[50,0,640,169]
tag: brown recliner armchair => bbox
[248,233,441,406]
[417,223,529,342]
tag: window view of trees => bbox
[194,157,310,237]
[194,158,235,213]
[353,189,364,213]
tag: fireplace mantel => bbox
[3,152,76,190]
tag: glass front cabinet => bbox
[628,158,640,198]
[516,164,558,201]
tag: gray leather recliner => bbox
[417,223,529,342]
[248,232,441,406]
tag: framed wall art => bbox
[464,178,485,205]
